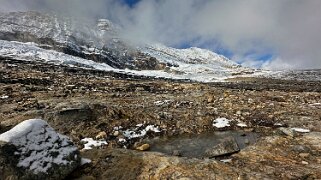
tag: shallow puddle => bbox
[144,131,259,158]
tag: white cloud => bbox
[1,0,321,70]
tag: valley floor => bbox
[1,58,321,179]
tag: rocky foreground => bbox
[1,58,321,179]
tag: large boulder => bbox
[0,119,80,180]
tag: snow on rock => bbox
[0,95,9,99]
[122,124,161,139]
[80,138,108,150]
[291,128,310,133]
[0,39,263,83]
[213,118,232,128]
[220,159,233,163]
[236,122,247,128]
[0,119,80,179]
[274,123,284,127]
[154,100,173,106]
[0,40,114,71]
[139,44,260,82]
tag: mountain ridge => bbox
[0,11,260,82]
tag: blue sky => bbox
[123,0,140,7]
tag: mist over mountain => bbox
[1,0,321,70]
[0,11,265,82]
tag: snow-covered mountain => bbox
[0,11,141,69]
[0,11,260,82]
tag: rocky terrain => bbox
[1,57,321,179]
[1,11,321,179]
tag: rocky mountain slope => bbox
[0,11,261,82]
[1,58,321,179]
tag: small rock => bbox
[55,103,94,122]
[80,158,92,165]
[113,130,120,136]
[244,139,250,144]
[133,141,142,149]
[236,111,242,115]
[136,144,150,151]
[244,128,254,132]
[205,137,240,157]
[291,145,311,153]
[207,96,214,103]
[95,131,107,140]
[301,161,309,165]
[299,153,310,158]
[71,129,77,135]
[237,122,247,128]
[278,128,295,137]
[172,150,182,156]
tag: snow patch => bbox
[274,123,284,127]
[220,159,232,163]
[80,138,108,150]
[213,118,232,128]
[122,124,161,139]
[0,95,9,99]
[154,100,173,106]
[236,122,247,127]
[291,128,310,133]
[0,40,265,83]
[118,138,127,143]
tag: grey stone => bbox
[204,137,240,157]
[172,150,182,156]
[291,145,311,153]
[57,104,95,122]
[278,127,296,137]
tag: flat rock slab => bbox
[205,137,240,157]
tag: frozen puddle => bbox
[144,131,259,158]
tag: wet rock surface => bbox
[145,131,258,158]
[1,58,321,179]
